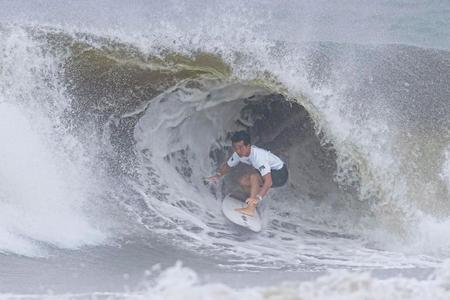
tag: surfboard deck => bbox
[222,194,262,232]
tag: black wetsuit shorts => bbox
[271,164,288,187]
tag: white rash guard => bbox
[226,145,284,176]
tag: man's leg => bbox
[239,172,262,194]
[236,172,262,216]
[238,174,251,195]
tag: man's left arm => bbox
[246,173,272,206]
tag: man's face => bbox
[232,141,251,157]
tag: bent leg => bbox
[238,174,251,195]
[236,172,262,216]
[238,172,262,195]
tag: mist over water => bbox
[0,0,449,297]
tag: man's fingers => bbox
[204,176,216,182]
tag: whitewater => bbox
[0,0,449,298]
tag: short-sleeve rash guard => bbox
[226,145,284,176]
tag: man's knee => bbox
[239,175,250,187]
[249,173,262,184]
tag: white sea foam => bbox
[0,102,105,255]
[0,28,106,255]
[2,261,450,299]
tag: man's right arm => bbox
[206,154,236,182]
[216,162,231,177]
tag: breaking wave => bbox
[0,22,449,273]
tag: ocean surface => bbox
[0,0,449,298]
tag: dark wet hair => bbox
[231,130,251,145]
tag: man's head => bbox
[231,130,251,157]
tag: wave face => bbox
[0,0,449,294]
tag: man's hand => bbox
[205,174,221,183]
[245,197,258,206]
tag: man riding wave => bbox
[208,131,288,216]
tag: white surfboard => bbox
[222,194,262,232]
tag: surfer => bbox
[207,131,288,216]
